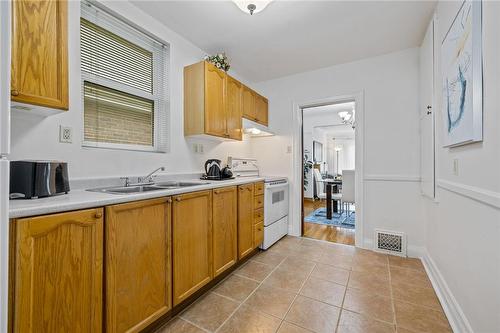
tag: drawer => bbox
[254,208,264,223]
[253,222,264,247]
[254,182,264,196]
[254,195,264,209]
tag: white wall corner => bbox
[422,251,474,333]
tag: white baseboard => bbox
[421,251,474,333]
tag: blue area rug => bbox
[304,208,355,229]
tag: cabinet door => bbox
[238,184,255,259]
[11,0,68,110]
[173,190,213,305]
[13,208,103,333]
[255,94,269,126]
[226,76,243,140]
[204,62,227,137]
[242,85,256,121]
[105,198,171,333]
[213,187,238,277]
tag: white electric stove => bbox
[228,157,289,249]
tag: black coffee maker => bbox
[204,159,222,180]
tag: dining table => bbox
[324,178,342,220]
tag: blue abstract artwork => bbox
[441,0,482,146]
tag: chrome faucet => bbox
[137,167,165,184]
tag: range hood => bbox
[242,118,274,137]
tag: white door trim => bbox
[291,91,365,247]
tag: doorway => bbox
[291,93,364,247]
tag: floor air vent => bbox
[374,229,406,257]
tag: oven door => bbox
[264,182,289,226]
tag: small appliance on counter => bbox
[10,160,70,199]
[201,159,234,180]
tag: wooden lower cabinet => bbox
[105,198,172,333]
[238,183,255,258]
[172,190,213,306]
[12,208,103,333]
[253,222,264,248]
[212,187,238,277]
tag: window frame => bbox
[80,1,170,153]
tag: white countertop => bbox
[9,177,264,219]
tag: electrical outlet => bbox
[286,146,292,154]
[453,159,459,176]
[199,144,204,154]
[192,143,199,153]
[59,126,72,143]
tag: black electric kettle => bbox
[204,159,222,179]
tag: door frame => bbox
[291,91,365,247]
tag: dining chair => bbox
[313,169,342,214]
[341,169,355,223]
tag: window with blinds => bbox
[81,1,169,152]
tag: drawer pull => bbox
[214,190,219,194]
[167,198,172,203]
[94,212,102,218]
[11,89,19,96]
[176,197,181,202]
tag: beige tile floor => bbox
[157,236,452,333]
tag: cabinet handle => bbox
[214,190,220,194]
[11,89,19,96]
[247,187,252,191]
[176,197,181,202]
[239,187,244,191]
[167,198,172,203]
[94,212,102,219]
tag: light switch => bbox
[453,159,459,176]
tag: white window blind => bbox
[81,1,169,152]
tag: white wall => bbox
[422,2,500,332]
[252,48,424,252]
[329,137,355,174]
[9,0,253,180]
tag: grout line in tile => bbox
[213,251,295,333]
[334,265,352,332]
[276,258,318,333]
[388,257,398,331]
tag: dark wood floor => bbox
[303,199,355,245]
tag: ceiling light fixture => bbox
[338,109,354,124]
[233,1,272,15]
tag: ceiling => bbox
[317,124,354,138]
[304,101,354,118]
[131,0,436,82]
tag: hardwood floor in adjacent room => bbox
[303,199,355,246]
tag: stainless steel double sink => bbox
[87,181,209,195]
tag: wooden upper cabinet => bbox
[255,94,269,126]
[242,85,268,126]
[226,76,243,140]
[212,187,238,277]
[172,190,213,306]
[242,85,256,121]
[185,61,236,140]
[205,62,227,137]
[237,183,255,259]
[105,198,172,333]
[12,208,103,333]
[11,0,69,110]
[184,61,268,140]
